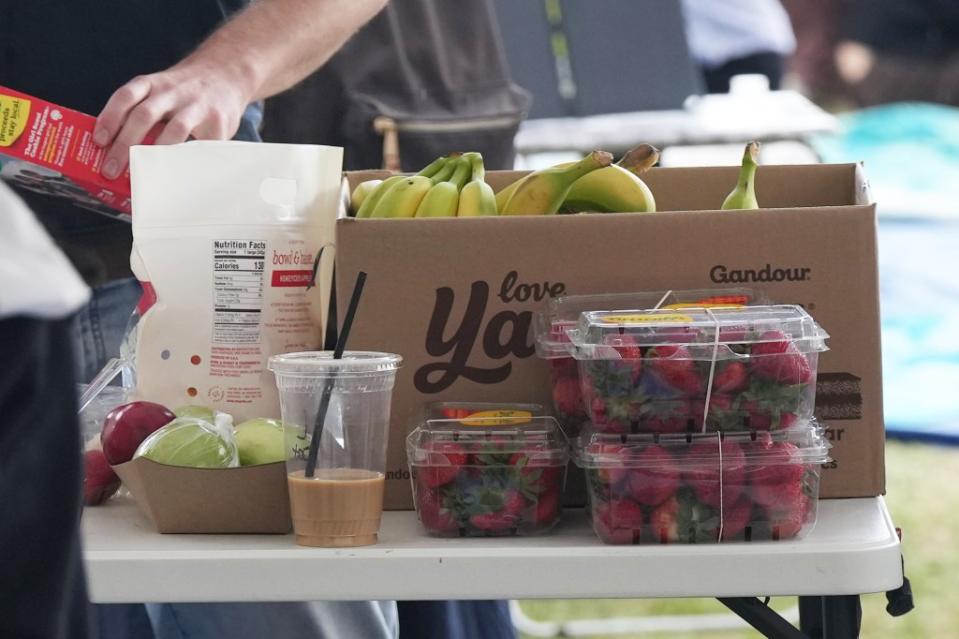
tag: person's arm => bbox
[94,0,387,179]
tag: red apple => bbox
[83,449,121,506]
[100,401,176,465]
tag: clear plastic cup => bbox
[268,351,402,547]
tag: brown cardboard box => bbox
[113,458,291,533]
[336,163,883,509]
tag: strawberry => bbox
[592,501,639,544]
[719,496,754,540]
[417,488,459,534]
[532,490,561,526]
[683,440,746,508]
[417,441,468,488]
[608,497,645,529]
[742,400,797,431]
[628,445,680,506]
[712,361,749,393]
[605,334,644,382]
[549,356,578,378]
[646,345,703,396]
[750,331,813,385]
[648,489,720,544]
[745,440,805,498]
[469,511,516,532]
[642,399,691,434]
[439,407,471,419]
[586,443,629,485]
[502,489,527,517]
[691,394,745,431]
[551,375,584,417]
[764,482,810,540]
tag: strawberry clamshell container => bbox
[574,421,831,544]
[564,305,829,435]
[533,288,766,438]
[407,415,569,537]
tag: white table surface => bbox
[83,496,902,603]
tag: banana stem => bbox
[464,152,486,183]
[449,156,472,190]
[737,141,760,192]
[618,144,660,175]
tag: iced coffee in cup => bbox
[268,351,401,547]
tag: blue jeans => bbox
[75,277,399,639]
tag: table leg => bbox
[717,597,806,639]
[821,595,861,638]
[799,596,824,638]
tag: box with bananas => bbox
[348,141,763,218]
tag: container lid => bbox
[424,401,544,421]
[534,288,766,359]
[407,415,569,464]
[573,420,831,469]
[566,304,828,361]
[268,351,402,377]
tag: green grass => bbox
[519,441,958,638]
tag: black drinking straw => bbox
[305,271,367,478]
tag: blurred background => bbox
[419,0,956,637]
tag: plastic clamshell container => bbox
[407,415,569,537]
[565,305,829,434]
[574,421,831,544]
[533,289,766,438]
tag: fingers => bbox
[102,95,175,179]
[94,76,151,148]
[153,107,203,145]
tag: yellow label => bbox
[602,314,693,324]
[459,410,533,426]
[0,96,31,147]
[662,302,746,310]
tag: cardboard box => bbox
[0,86,134,220]
[113,458,291,534]
[335,163,883,509]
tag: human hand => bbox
[93,63,253,179]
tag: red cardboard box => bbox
[0,86,133,220]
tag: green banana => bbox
[370,175,433,218]
[722,141,760,210]
[415,157,470,218]
[350,179,382,216]
[561,145,660,213]
[500,150,613,215]
[354,174,405,218]
[428,154,459,185]
[457,152,498,216]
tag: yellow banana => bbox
[561,145,660,213]
[495,176,524,213]
[500,150,613,215]
[415,157,470,218]
[354,174,405,218]
[350,179,382,216]
[722,141,760,210]
[458,153,498,217]
[370,175,433,218]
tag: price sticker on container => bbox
[458,410,533,427]
[601,313,694,324]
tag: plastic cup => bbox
[268,351,402,547]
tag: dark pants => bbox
[398,601,515,639]
[0,317,91,639]
[703,52,785,94]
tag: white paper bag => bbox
[129,141,342,421]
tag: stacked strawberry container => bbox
[559,304,832,544]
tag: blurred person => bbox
[835,0,959,106]
[680,0,797,93]
[780,0,846,101]
[0,181,92,639]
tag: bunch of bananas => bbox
[352,152,498,218]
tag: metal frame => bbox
[719,595,862,639]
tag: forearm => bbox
[181,0,388,101]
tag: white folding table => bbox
[83,496,904,638]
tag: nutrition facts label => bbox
[212,239,267,344]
